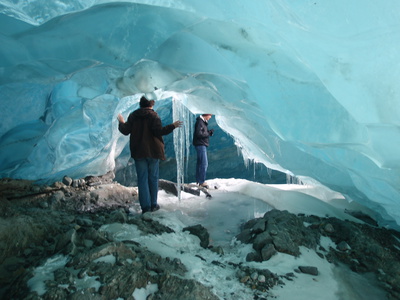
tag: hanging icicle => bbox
[172,95,193,201]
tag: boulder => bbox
[298,266,319,276]
[183,224,210,249]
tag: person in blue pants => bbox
[118,96,182,213]
[192,114,214,188]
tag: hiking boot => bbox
[199,182,209,189]
[151,204,160,212]
[142,208,150,214]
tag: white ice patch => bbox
[27,255,68,296]
[93,254,116,264]
[28,255,102,295]
[132,282,158,300]
[320,235,336,251]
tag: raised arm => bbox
[151,115,182,136]
[117,113,132,136]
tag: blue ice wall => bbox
[1,1,399,228]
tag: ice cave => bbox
[1,0,400,229]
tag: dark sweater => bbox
[192,116,211,147]
[118,108,175,160]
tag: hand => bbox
[117,114,125,123]
[209,129,214,136]
[173,120,183,128]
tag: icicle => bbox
[286,174,303,185]
[286,174,292,184]
[267,167,272,179]
[172,95,193,201]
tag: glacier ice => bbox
[1,1,400,229]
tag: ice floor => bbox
[158,188,272,247]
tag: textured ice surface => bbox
[0,1,400,228]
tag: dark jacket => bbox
[193,116,212,147]
[118,108,175,160]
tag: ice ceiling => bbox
[1,1,400,228]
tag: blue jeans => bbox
[134,158,159,212]
[195,145,208,184]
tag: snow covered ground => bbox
[102,178,387,300]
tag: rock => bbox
[76,216,93,227]
[210,245,224,255]
[50,190,65,205]
[182,184,201,196]
[258,274,266,283]
[269,229,278,236]
[52,181,66,189]
[251,272,259,280]
[109,209,127,223]
[158,179,178,196]
[62,176,73,186]
[242,218,261,230]
[128,217,174,235]
[183,224,210,249]
[55,228,76,254]
[159,179,209,198]
[154,275,220,300]
[267,210,319,255]
[345,209,378,227]
[85,171,115,186]
[72,179,79,188]
[253,231,273,251]
[261,244,277,261]
[235,228,253,244]
[211,260,224,267]
[79,178,86,187]
[271,230,300,256]
[39,201,49,208]
[236,266,281,292]
[82,228,110,247]
[324,223,335,233]
[298,266,319,276]
[72,178,85,188]
[337,241,351,251]
[251,218,266,233]
[246,251,262,262]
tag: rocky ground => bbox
[0,173,400,299]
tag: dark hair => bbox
[140,96,153,108]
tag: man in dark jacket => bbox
[192,114,214,188]
[118,96,182,213]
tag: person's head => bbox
[202,114,212,121]
[139,96,155,108]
